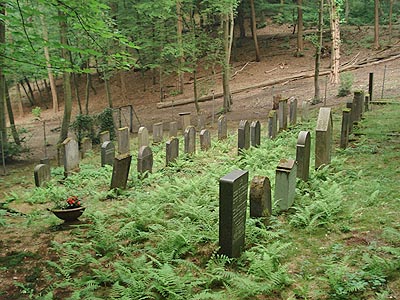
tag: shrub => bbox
[337,73,354,97]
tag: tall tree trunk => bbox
[24,77,36,105]
[250,0,261,62]
[0,3,6,145]
[237,2,246,39]
[313,0,324,103]
[41,15,58,113]
[345,0,349,23]
[104,75,113,108]
[34,78,46,109]
[222,10,234,112]
[176,1,184,94]
[193,69,200,113]
[20,80,34,106]
[296,0,304,56]
[374,0,380,49]
[16,83,24,118]
[5,82,20,145]
[389,0,393,43]
[85,72,90,115]
[72,73,82,114]
[329,0,340,84]
[58,9,72,144]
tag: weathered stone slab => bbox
[63,138,80,177]
[101,141,115,167]
[346,101,354,134]
[219,170,249,258]
[353,91,364,122]
[179,112,191,131]
[340,108,351,149]
[278,98,288,131]
[169,121,178,138]
[296,131,311,181]
[34,164,51,187]
[200,129,211,151]
[218,115,227,140]
[137,146,153,177]
[238,120,250,154]
[100,131,110,144]
[138,126,149,149]
[364,94,370,112]
[117,127,130,155]
[315,107,333,169]
[166,138,179,166]
[110,154,132,190]
[275,159,297,211]
[184,126,196,154]
[197,113,206,130]
[268,110,277,139]
[301,100,310,122]
[153,122,164,143]
[81,137,92,155]
[289,97,297,126]
[250,176,272,223]
[250,121,261,147]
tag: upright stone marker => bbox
[250,176,272,223]
[268,110,277,139]
[34,164,51,187]
[250,121,261,147]
[138,126,149,148]
[289,97,297,126]
[166,138,179,165]
[219,170,249,258]
[197,112,206,130]
[179,112,191,131]
[301,100,310,122]
[218,115,227,140]
[153,122,164,144]
[117,127,130,155]
[184,126,196,154]
[238,120,250,154]
[346,101,354,134]
[80,137,92,158]
[63,138,80,177]
[169,121,178,138]
[100,131,110,144]
[101,141,115,167]
[275,159,297,211]
[364,94,370,112]
[315,107,333,169]
[369,72,374,103]
[278,98,288,131]
[296,131,311,181]
[110,155,132,190]
[340,109,351,149]
[200,129,211,151]
[353,91,364,122]
[137,146,153,177]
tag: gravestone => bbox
[218,115,227,140]
[117,127,130,155]
[110,154,132,190]
[250,121,261,147]
[81,137,92,154]
[40,157,50,166]
[364,94,370,112]
[100,131,110,144]
[63,138,80,177]
[275,159,297,211]
[101,141,115,167]
[315,107,333,169]
[301,100,310,122]
[138,127,149,148]
[353,91,364,122]
[278,98,288,131]
[153,122,164,143]
[166,137,179,165]
[289,97,297,126]
[346,101,354,134]
[34,164,51,187]
[340,108,351,149]
[219,169,249,258]
[197,112,206,130]
[179,112,191,131]
[250,176,272,223]
[200,129,211,151]
[268,110,277,139]
[184,126,196,154]
[296,131,311,181]
[137,146,153,177]
[238,120,250,154]
[169,121,178,138]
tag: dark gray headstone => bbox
[63,138,80,177]
[346,101,354,134]
[278,99,288,131]
[200,129,211,151]
[296,131,311,181]
[340,108,351,149]
[268,110,277,139]
[110,155,132,190]
[219,170,249,258]
[289,97,297,126]
[34,164,51,187]
[315,107,333,169]
[250,121,261,147]
[137,146,153,177]
[184,126,196,154]
[218,115,227,140]
[153,122,164,143]
[138,126,149,149]
[101,141,115,167]
[169,121,178,138]
[166,138,179,166]
[250,176,272,224]
[353,90,364,122]
[117,127,130,155]
[275,159,297,211]
[238,120,250,154]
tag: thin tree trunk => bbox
[120,71,128,105]
[313,0,324,103]
[58,9,72,144]
[374,0,380,49]
[176,1,184,94]
[0,3,5,145]
[389,0,393,43]
[329,0,340,84]
[345,0,349,23]
[104,75,113,108]
[222,10,234,112]
[24,77,36,105]
[237,2,246,39]
[16,83,24,118]
[5,82,20,145]
[34,78,46,109]
[250,0,261,62]
[73,73,82,114]
[43,79,51,103]
[296,0,304,56]
[193,69,200,113]
[85,72,90,115]
[20,80,34,106]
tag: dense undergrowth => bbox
[1,104,399,299]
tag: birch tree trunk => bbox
[329,0,340,84]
